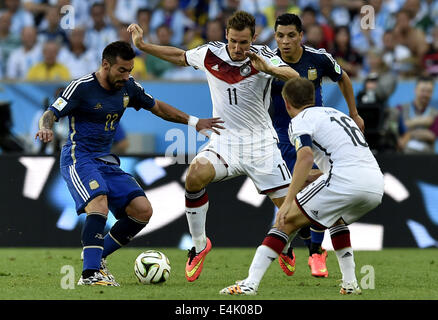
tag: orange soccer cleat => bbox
[278,247,296,276]
[185,237,212,282]
[308,249,328,277]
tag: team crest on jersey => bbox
[307,68,317,80]
[89,180,100,190]
[123,94,129,108]
[94,103,102,110]
[240,63,252,77]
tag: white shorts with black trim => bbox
[192,133,290,198]
[295,173,383,228]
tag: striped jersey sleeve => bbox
[48,74,93,119]
[251,45,288,78]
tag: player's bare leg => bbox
[184,157,216,281]
[100,196,152,284]
[330,218,361,295]
[221,199,309,295]
[270,196,296,276]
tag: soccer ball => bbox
[134,250,171,284]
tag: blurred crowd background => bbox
[1,0,438,156]
[0,0,438,81]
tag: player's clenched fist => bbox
[35,128,54,143]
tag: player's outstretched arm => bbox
[35,110,56,143]
[127,23,187,67]
[244,51,299,81]
[337,71,364,132]
[150,100,225,136]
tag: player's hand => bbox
[35,128,54,143]
[244,51,269,73]
[127,23,144,48]
[196,117,225,137]
[351,113,365,132]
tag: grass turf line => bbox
[0,248,437,300]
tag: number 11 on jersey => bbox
[227,88,237,105]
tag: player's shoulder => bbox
[303,45,335,62]
[62,73,95,99]
[194,41,225,53]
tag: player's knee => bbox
[127,198,153,223]
[85,195,109,216]
[185,161,214,191]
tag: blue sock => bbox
[81,213,107,272]
[102,216,148,258]
[310,226,325,255]
[102,234,122,258]
[311,228,325,244]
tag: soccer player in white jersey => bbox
[128,11,300,282]
[221,77,384,295]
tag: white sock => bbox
[334,247,356,283]
[245,245,278,288]
[185,202,209,253]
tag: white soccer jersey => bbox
[185,41,287,142]
[288,107,383,193]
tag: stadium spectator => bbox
[381,29,414,77]
[145,24,176,78]
[85,2,118,55]
[300,6,333,50]
[422,26,438,77]
[107,0,155,27]
[26,40,70,81]
[263,0,300,29]
[392,9,428,72]
[136,8,153,44]
[396,76,438,154]
[205,18,225,43]
[331,25,362,78]
[0,0,34,38]
[6,26,42,79]
[0,11,21,69]
[150,0,194,47]
[253,12,274,47]
[316,0,350,27]
[349,1,385,55]
[59,27,99,79]
[303,23,326,50]
[37,4,68,46]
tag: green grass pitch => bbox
[0,247,437,300]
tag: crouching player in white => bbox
[221,77,384,295]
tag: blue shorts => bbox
[60,158,145,218]
[278,142,318,173]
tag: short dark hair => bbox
[282,78,315,108]
[102,41,136,65]
[226,11,255,37]
[275,13,303,32]
[416,75,435,86]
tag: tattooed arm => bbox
[35,110,57,143]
